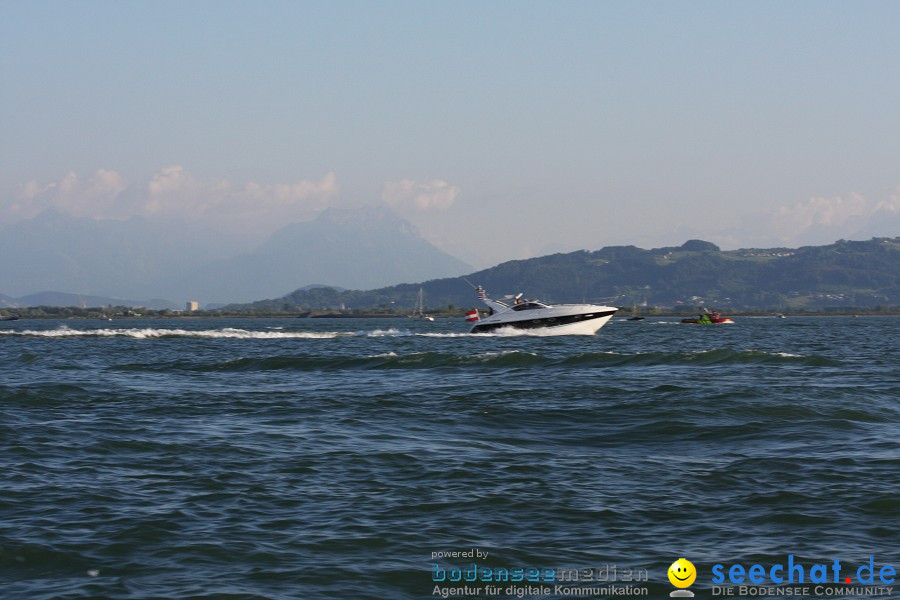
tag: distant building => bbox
[186,300,200,312]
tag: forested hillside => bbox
[231,238,900,312]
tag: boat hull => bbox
[470,308,617,335]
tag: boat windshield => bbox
[511,302,547,312]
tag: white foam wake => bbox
[0,324,597,339]
[0,327,342,339]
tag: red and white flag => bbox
[465,309,480,322]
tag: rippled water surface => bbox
[1,316,898,599]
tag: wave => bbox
[112,350,548,372]
[110,348,836,372]
[560,348,839,367]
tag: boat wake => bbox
[0,327,343,339]
[1,325,609,339]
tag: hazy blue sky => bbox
[2,1,898,266]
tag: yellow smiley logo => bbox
[668,558,697,588]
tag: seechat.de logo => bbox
[711,555,896,586]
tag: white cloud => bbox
[732,187,900,248]
[381,178,460,211]
[770,193,869,236]
[9,169,128,220]
[875,185,900,215]
[3,167,340,234]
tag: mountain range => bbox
[235,237,900,312]
[178,207,472,303]
[4,203,897,312]
[0,206,472,306]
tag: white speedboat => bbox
[466,286,617,335]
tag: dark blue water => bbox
[1,317,898,599]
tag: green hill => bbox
[231,237,900,313]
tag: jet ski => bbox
[681,309,734,324]
[466,286,617,335]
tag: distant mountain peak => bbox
[314,205,419,235]
[180,205,472,303]
[1,204,470,304]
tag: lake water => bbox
[1,316,898,599]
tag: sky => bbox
[2,0,899,268]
